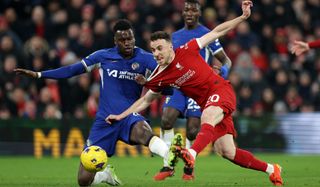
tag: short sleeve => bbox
[208,39,223,55]
[144,53,157,72]
[179,39,201,53]
[145,80,162,93]
[145,85,162,93]
[81,50,102,72]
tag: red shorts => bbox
[204,82,237,142]
[211,114,237,142]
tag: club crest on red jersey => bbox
[131,62,139,70]
[176,62,184,70]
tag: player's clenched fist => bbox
[135,74,147,85]
[14,68,39,78]
[241,0,253,19]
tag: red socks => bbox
[191,123,214,154]
[233,148,268,172]
[191,124,268,173]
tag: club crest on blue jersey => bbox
[131,62,139,70]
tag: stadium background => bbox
[0,0,320,186]
[0,0,320,187]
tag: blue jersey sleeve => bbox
[172,31,186,50]
[82,50,105,72]
[207,39,223,55]
[172,33,179,50]
[143,52,157,71]
[135,48,158,78]
[41,62,86,79]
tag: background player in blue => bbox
[154,0,232,180]
[14,20,179,186]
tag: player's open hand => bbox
[105,114,123,124]
[135,74,147,85]
[14,68,39,78]
[241,0,253,19]
[291,40,310,56]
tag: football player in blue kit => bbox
[154,0,232,180]
[15,19,179,186]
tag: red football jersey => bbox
[145,39,227,109]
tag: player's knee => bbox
[219,148,236,160]
[130,121,154,146]
[161,115,174,130]
[137,126,154,146]
[201,107,223,126]
[186,128,199,140]
[143,133,154,146]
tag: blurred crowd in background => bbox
[0,0,320,120]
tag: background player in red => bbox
[291,39,320,55]
[106,1,283,186]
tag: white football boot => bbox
[101,164,122,186]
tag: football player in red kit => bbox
[291,39,320,55]
[106,1,283,186]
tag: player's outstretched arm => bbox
[14,62,86,79]
[198,0,252,48]
[105,90,161,124]
[291,40,320,56]
[14,68,39,78]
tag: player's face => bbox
[114,29,135,58]
[182,2,200,28]
[150,39,173,66]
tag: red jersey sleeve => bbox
[308,40,320,49]
[179,39,201,54]
[145,81,162,93]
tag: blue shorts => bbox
[85,113,147,157]
[163,89,201,118]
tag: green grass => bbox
[0,154,319,187]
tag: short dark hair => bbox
[185,0,200,5]
[150,31,171,42]
[113,19,133,33]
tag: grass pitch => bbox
[0,154,319,187]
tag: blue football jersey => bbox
[81,47,157,120]
[172,24,222,64]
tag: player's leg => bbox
[161,89,186,148]
[185,97,202,148]
[214,134,283,186]
[152,89,186,180]
[129,120,183,181]
[161,106,180,147]
[175,84,237,180]
[188,106,224,157]
[129,121,178,164]
[119,113,175,163]
[178,84,236,161]
[78,163,121,186]
[78,163,95,186]
[173,106,224,180]
[185,117,200,148]
[77,119,122,186]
